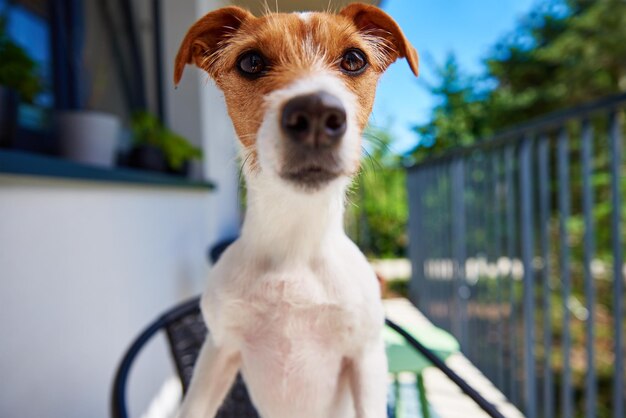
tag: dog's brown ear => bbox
[174,6,254,85]
[340,3,419,77]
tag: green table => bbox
[384,321,460,418]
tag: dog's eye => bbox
[340,49,367,74]
[237,51,267,77]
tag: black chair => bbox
[113,238,504,418]
[111,295,259,418]
[110,295,506,418]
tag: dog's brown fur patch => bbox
[174,4,418,160]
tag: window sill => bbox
[0,150,215,190]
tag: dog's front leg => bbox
[348,338,388,418]
[178,335,240,418]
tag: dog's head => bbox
[175,3,418,191]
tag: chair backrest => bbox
[110,296,259,418]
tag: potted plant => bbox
[0,14,43,148]
[124,111,202,176]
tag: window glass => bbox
[1,0,52,130]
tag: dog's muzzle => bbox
[279,91,347,189]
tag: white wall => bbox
[0,0,241,417]
[162,0,241,245]
[0,177,211,418]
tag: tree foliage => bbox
[346,125,408,259]
[411,0,626,157]
[413,54,489,159]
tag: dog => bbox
[173,3,418,417]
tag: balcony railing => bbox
[406,93,625,418]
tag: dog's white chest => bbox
[208,256,379,418]
[201,240,385,418]
[235,274,357,418]
[240,305,350,417]
[230,265,363,353]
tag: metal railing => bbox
[406,93,625,418]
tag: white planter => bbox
[57,111,120,167]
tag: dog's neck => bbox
[240,174,350,262]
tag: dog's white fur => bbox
[179,71,387,418]
[174,5,419,418]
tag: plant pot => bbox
[0,86,19,148]
[167,160,190,177]
[125,144,169,173]
[122,144,192,177]
[56,110,120,167]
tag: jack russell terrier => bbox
[174,3,418,418]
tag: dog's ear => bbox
[174,6,254,85]
[340,3,419,77]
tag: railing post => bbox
[519,135,537,418]
[538,136,554,418]
[407,168,424,309]
[504,145,518,403]
[451,157,468,352]
[609,110,624,418]
[557,126,573,418]
[581,118,596,418]
[492,151,505,390]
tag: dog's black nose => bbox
[281,91,347,147]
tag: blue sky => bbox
[372,0,536,153]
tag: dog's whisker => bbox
[360,146,379,170]
[363,130,394,156]
[260,0,270,16]
[238,152,253,183]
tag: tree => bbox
[410,54,489,163]
[485,0,626,130]
[410,0,626,155]
[346,125,408,259]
